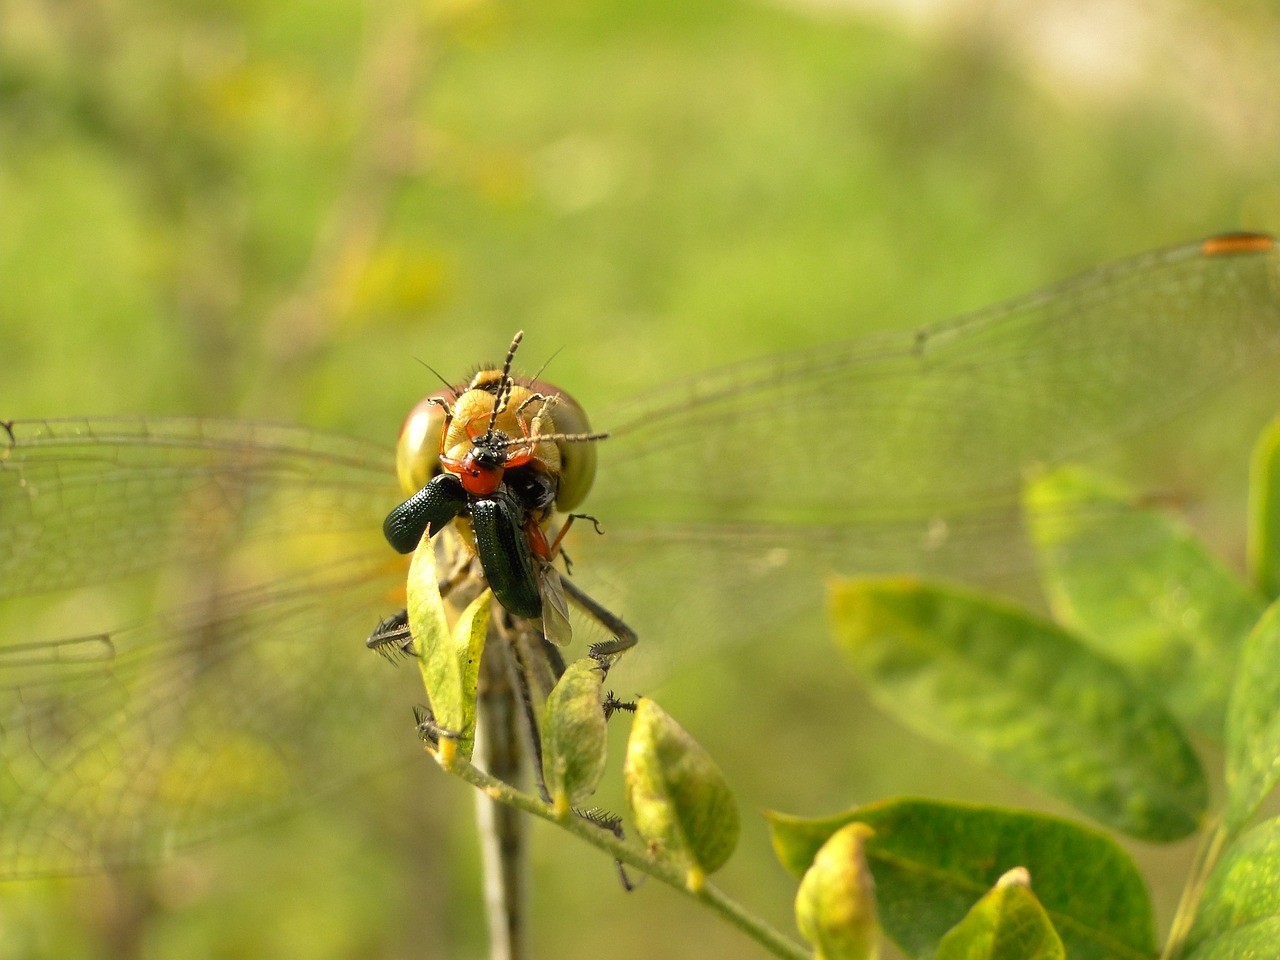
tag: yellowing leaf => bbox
[624,698,738,888]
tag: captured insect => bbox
[2,231,1279,889]
[375,331,632,654]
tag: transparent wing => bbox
[0,559,422,877]
[595,235,1280,525]
[4,236,1278,873]
[575,236,1280,668]
[1,417,397,598]
[0,419,413,876]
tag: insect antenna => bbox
[495,429,610,448]
[528,343,565,384]
[413,356,459,400]
[484,330,524,444]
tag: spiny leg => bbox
[560,576,638,660]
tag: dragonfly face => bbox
[380,331,608,623]
[1,231,1278,877]
[394,351,599,510]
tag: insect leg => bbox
[560,576,638,659]
[366,609,413,659]
[500,615,559,804]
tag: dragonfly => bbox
[2,231,1278,882]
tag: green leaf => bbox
[767,799,1155,960]
[1249,417,1280,601]
[542,657,609,815]
[1026,466,1262,736]
[829,578,1208,840]
[1186,817,1280,955]
[1224,599,1280,833]
[624,698,739,890]
[1184,920,1280,960]
[795,822,881,960]
[936,868,1065,960]
[408,534,490,763]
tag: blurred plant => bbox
[415,416,1280,959]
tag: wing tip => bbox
[1200,231,1275,257]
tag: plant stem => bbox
[474,638,529,960]
[1161,817,1227,959]
[440,749,812,960]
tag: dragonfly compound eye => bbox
[396,392,452,495]
[524,379,598,512]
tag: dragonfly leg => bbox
[498,613,559,804]
[538,633,567,680]
[602,691,637,720]
[366,609,413,659]
[573,807,636,892]
[366,541,478,660]
[411,705,466,748]
[559,576,638,660]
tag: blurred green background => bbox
[3,0,1279,957]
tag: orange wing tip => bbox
[1201,232,1275,256]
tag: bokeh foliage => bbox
[3,0,1279,957]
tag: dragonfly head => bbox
[394,332,605,513]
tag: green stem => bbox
[441,750,812,960]
[1161,817,1228,960]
